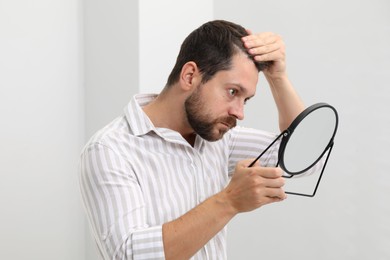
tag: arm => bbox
[163,159,286,260]
[79,144,165,259]
[242,32,305,131]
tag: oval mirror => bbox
[248,103,339,197]
[279,103,338,175]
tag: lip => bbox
[219,122,231,129]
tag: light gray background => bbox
[1,0,389,259]
[215,1,390,259]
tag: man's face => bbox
[185,84,237,141]
[184,53,259,141]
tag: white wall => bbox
[83,1,213,258]
[215,0,390,259]
[139,0,213,93]
[0,0,85,259]
[84,0,139,139]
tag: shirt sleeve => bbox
[227,126,280,176]
[79,142,165,259]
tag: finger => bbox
[263,177,285,188]
[242,32,275,42]
[265,187,287,200]
[260,193,286,206]
[247,41,282,56]
[254,167,283,178]
[253,48,285,62]
[238,158,261,168]
[242,33,278,48]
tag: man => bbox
[80,20,304,259]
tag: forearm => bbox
[162,191,237,260]
[265,73,305,131]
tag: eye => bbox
[244,98,250,105]
[228,88,237,96]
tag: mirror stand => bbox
[248,130,288,168]
[284,142,334,197]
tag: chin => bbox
[206,130,228,142]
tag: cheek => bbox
[214,102,230,117]
[201,86,230,115]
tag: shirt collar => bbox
[124,93,206,151]
[124,93,158,136]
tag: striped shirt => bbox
[79,94,280,259]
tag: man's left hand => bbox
[242,31,287,79]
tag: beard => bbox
[184,84,237,142]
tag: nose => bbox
[228,101,244,120]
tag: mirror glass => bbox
[281,106,337,174]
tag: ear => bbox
[179,61,200,91]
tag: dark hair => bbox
[166,20,270,87]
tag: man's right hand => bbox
[222,158,286,214]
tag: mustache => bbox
[218,116,237,128]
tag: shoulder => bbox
[82,115,131,155]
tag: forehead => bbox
[212,53,259,94]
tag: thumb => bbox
[238,158,261,168]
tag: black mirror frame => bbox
[279,103,339,176]
[248,103,339,197]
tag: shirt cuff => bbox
[132,226,165,260]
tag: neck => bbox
[143,86,196,145]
